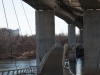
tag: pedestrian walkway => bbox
[40,47,63,75]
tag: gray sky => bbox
[0,0,79,35]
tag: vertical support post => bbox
[84,10,100,75]
[80,29,83,43]
[68,24,76,45]
[35,10,55,66]
[68,24,76,74]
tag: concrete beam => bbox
[84,10,100,75]
[68,24,76,46]
[35,10,55,65]
[81,0,100,9]
[23,0,83,29]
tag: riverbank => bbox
[0,50,36,59]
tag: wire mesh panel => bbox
[0,66,38,75]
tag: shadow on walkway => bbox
[40,47,63,75]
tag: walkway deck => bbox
[40,47,63,75]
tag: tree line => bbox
[0,28,79,59]
[0,28,36,59]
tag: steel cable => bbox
[1,1,20,74]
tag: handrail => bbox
[62,43,74,75]
[0,66,38,75]
[63,43,83,75]
[38,43,63,74]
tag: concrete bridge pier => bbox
[35,10,55,65]
[68,24,76,75]
[68,24,76,46]
[84,10,100,75]
[79,29,83,43]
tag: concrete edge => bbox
[38,43,63,74]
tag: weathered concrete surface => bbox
[81,0,100,9]
[84,10,100,75]
[68,24,76,46]
[36,10,55,65]
[40,47,63,75]
[69,61,76,75]
[80,29,83,43]
[23,0,83,29]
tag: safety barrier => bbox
[0,66,38,75]
[0,43,63,75]
[62,43,75,75]
[38,43,63,74]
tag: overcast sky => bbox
[0,0,79,35]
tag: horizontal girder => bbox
[23,0,100,29]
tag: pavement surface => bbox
[40,47,63,75]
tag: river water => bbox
[0,58,83,75]
[0,59,36,71]
[76,58,84,75]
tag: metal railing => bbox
[0,66,38,75]
[62,43,74,75]
[0,43,63,75]
[63,43,83,75]
[38,43,63,74]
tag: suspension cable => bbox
[2,0,19,69]
[11,0,22,36]
[11,0,27,69]
[32,0,40,58]
[32,0,46,65]
[20,0,33,35]
[1,0,13,62]
[1,0,9,29]
[20,0,31,67]
[20,0,37,67]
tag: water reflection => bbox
[0,58,83,75]
[0,59,36,71]
[76,58,84,75]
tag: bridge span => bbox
[1,0,100,75]
[22,0,100,75]
[0,43,83,75]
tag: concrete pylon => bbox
[68,24,76,46]
[68,24,76,74]
[35,10,55,65]
[80,29,83,43]
[84,10,100,75]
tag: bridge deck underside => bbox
[40,47,63,75]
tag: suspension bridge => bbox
[0,0,100,75]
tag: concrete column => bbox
[68,24,76,74]
[80,29,83,43]
[68,24,76,45]
[35,10,55,65]
[84,10,100,75]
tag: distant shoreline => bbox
[0,50,36,59]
